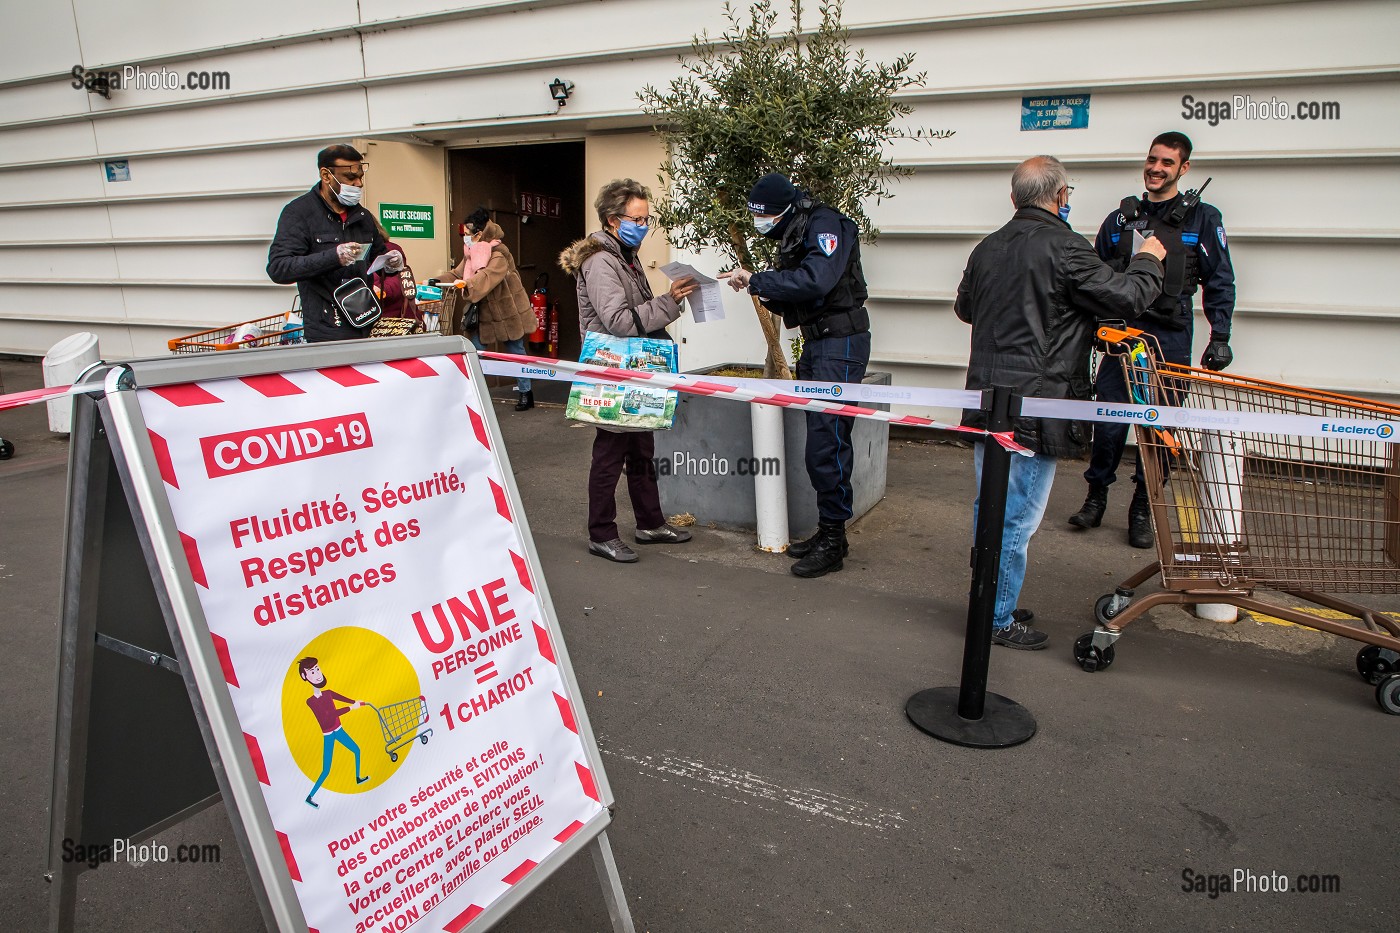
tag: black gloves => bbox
[1201,332,1232,371]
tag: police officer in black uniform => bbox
[1069,131,1236,548]
[722,173,871,579]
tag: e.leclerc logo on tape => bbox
[1320,421,1395,438]
[1095,405,1158,422]
[792,384,843,398]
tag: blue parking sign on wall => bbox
[1021,96,1090,131]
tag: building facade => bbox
[2,0,1396,410]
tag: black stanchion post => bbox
[905,384,1037,748]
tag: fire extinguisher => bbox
[530,273,549,344]
[547,296,559,358]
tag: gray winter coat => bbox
[559,231,681,340]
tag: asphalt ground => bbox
[1,357,1397,932]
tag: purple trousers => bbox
[588,429,665,542]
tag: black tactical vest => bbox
[769,203,868,327]
[1113,197,1200,313]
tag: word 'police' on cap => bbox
[746,173,797,215]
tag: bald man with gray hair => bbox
[953,156,1167,650]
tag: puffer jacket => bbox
[558,231,680,340]
[447,221,536,344]
[955,206,1164,457]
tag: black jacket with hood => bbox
[955,206,1164,457]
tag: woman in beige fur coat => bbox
[447,208,539,410]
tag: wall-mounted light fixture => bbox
[548,78,575,109]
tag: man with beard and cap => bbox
[721,173,870,579]
[298,657,370,807]
[1069,131,1237,548]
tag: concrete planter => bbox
[655,363,891,538]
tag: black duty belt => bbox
[800,307,869,341]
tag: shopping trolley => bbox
[1075,326,1400,714]
[168,309,304,353]
[414,280,464,337]
[369,696,433,761]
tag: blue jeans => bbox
[973,443,1057,629]
[309,727,362,800]
[471,333,532,393]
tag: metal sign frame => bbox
[47,336,632,932]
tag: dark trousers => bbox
[797,331,871,523]
[588,429,665,542]
[1083,325,1192,489]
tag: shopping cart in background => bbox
[369,696,433,761]
[168,308,304,353]
[414,280,464,336]
[1076,326,1400,714]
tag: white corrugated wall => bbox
[0,0,1395,413]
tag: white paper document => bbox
[364,250,390,275]
[660,261,726,323]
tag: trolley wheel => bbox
[419,735,429,745]
[1094,593,1127,626]
[390,751,399,762]
[0,438,13,461]
[1356,645,1399,686]
[1073,633,1115,673]
[1377,674,1400,715]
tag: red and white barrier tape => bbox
[479,351,1032,454]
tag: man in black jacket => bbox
[267,145,385,343]
[955,156,1166,649]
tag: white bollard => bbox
[43,332,100,434]
[1195,603,1239,623]
[751,403,789,552]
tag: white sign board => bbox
[131,351,608,932]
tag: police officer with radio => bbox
[722,173,870,579]
[1069,132,1236,548]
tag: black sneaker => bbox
[992,620,1049,650]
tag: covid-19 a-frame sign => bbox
[47,336,633,932]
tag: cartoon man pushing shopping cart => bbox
[298,657,370,808]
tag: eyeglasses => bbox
[326,162,368,183]
[616,213,651,225]
[1062,185,1075,197]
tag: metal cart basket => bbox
[1076,326,1400,714]
[369,696,433,761]
[415,281,464,337]
[168,311,304,353]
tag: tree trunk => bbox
[729,223,792,380]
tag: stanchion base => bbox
[905,687,1036,748]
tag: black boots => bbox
[791,522,847,578]
[1128,484,1154,549]
[514,390,534,411]
[1069,483,1108,528]
[787,524,850,560]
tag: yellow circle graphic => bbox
[281,627,425,800]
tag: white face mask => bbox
[332,179,363,207]
[752,203,790,235]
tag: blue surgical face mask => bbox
[1058,203,1071,222]
[617,218,648,248]
[333,179,363,207]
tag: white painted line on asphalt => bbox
[599,742,907,833]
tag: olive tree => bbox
[640,0,927,378]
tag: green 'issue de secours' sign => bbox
[379,203,435,238]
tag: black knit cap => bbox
[746,173,797,215]
[464,207,491,233]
